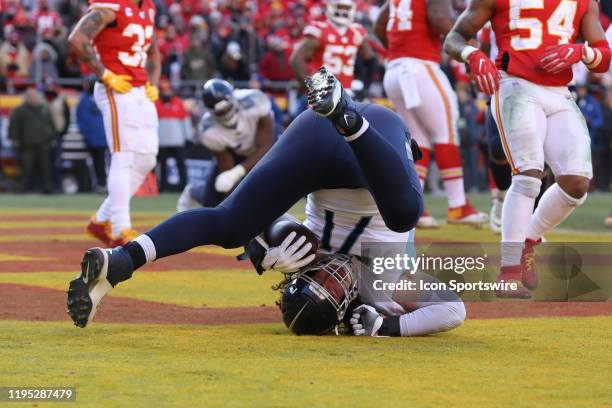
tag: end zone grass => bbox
[1,193,611,407]
[1,317,610,407]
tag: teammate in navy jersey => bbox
[67,68,424,329]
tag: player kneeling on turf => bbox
[242,218,466,337]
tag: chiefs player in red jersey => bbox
[290,0,375,89]
[376,0,487,229]
[445,0,610,297]
[69,0,161,247]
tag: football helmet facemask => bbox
[280,254,358,335]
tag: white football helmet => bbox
[326,0,356,27]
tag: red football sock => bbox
[435,144,466,208]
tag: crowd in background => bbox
[1,0,612,195]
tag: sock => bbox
[106,247,135,286]
[123,242,143,270]
[343,117,370,142]
[95,198,111,222]
[501,175,541,266]
[527,183,586,240]
[399,302,466,336]
[108,152,134,236]
[435,144,466,208]
[416,147,431,187]
[490,160,512,191]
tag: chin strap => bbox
[583,40,612,73]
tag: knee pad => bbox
[558,184,587,207]
[511,175,542,199]
[444,301,467,331]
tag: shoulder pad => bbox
[236,90,260,110]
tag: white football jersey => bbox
[199,89,272,156]
[303,188,414,257]
[304,189,415,317]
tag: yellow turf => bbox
[1,318,611,408]
[1,194,611,407]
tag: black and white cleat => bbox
[67,248,113,328]
[305,67,366,137]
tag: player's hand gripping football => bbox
[350,304,384,336]
[466,50,500,96]
[145,82,159,102]
[539,44,585,74]
[261,232,316,274]
[101,69,133,93]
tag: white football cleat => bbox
[176,183,197,213]
[489,197,503,234]
[67,248,113,328]
[417,214,440,229]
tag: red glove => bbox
[466,49,500,96]
[539,44,584,74]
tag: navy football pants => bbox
[146,104,424,260]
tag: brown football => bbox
[263,218,320,256]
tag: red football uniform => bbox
[386,0,442,63]
[303,20,366,87]
[90,0,156,87]
[491,0,589,86]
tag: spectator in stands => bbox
[259,34,294,82]
[32,29,60,84]
[180,33,216,83]
[76,76,108,192]
[156,79,192,192]
[598,88,612,191]
[8,87,56,193]
[43,82,70,191]
[34,0,62,35]
[0,31,30,90]
[457,83,485,192]
[219,41,250,82]
[576,85,604,190]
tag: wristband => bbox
[461,46,479,62]
[378,316,401,337]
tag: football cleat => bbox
[109,229,139,248]
[305,67,364,137]
[85,216,112,246]
[495,265,531,299]
[489,197,503,234]
[67,248,113,328]
[176,183,198,213]
[521,238,541,290]
[447,201,488,227]
[416,209,440,229]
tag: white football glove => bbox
[350,304,384,336]
[215,164,246,193]
[260,231,316,274]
